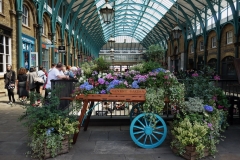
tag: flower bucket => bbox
[44,136,70,159]
[172,145,209,160]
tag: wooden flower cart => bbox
[67,89,168,149]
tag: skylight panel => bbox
[96,0,176,42]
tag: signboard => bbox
[58,46,65,53]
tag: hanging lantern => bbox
[100,0,114,24]
[108,36,115,48]
[171,25,182,40]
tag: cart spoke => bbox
[144,118,148,127]
[149,135,153,144]
[153,131,164,135]
[152,134,160,141]
[155,125,164,129]
[134,125,144,130]
[144,135,148,144]
[134,130,144,135]
[137,120,145,127]
[137,133,145,141]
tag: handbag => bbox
[5,71,15,89]
[34,71,44,84]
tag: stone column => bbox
[16,11,24,68]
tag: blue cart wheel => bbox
[130,113,167,149]
[130,102,144,122]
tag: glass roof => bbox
[95,0,177,42]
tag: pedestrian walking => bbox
[4,64,16,104]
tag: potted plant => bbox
[171,96,228,159]
[19,89,80,159]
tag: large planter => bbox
[172,145,209,160]
[43,136,70,159]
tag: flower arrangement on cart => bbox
[73,60,185,149]
[73,60,229,159]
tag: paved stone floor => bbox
[0,95,240,160]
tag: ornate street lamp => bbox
[108,36,115,48]
[171,2,182,40]
[99,0,114,24]
[171,25,182,40]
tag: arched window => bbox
[221,56,236,79]
[42,20,46,35]
[22,5,28,26]
[208,58,217,71]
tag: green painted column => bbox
[37,24,43,67]
[51,33,55,65]
[61,39,64,64]
[16,10,24,68]
[217,40,221,74]
[73,47,76,66]
[235,34,239,58]
[67,43,70,65]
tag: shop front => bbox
[22,34,35,69]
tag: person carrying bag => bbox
[4,64,16,104]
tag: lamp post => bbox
[108,36,115,48]
[99,0,114,24]
[111,57,114,70]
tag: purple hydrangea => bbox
[106,84,115,91]
[110,80,119,86]
[85,85,94,91]
[132,81,139,89]
[98,78,105,84]
[204,105,213,112]
[80,82,89,89]
[80,82,93,91]
[152,68,165,73]
[100,90,106,94]
[105,81,109,85]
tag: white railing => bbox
[99,54,144,62]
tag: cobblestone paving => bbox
[0,95,240,160]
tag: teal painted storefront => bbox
[22,34,35,69]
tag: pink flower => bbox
[218,105,224,109]
[164,75,169,79]
[212,96,217,101]
[192,73,199,77]
[207,123,213,130]
[214,75,220,81]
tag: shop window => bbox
[227,31,233,44]
[22,5,28,26]
[0,35,11,74]
[190,44,194,53]
[199,41,204,51]
[42,49,49,71]
[0,0,2,13]
[212,36,216,48]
